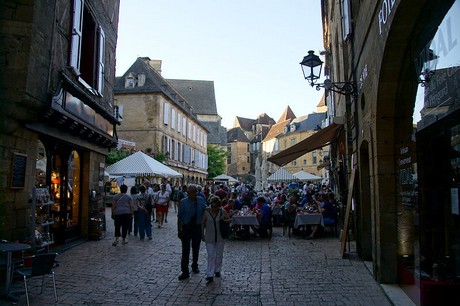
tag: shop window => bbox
[36,140,47,187]
[70,0,105,96]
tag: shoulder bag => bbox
[220,209,231,239]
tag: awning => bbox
[266,168,299,182]
[268,123,344,166]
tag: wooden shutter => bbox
[70,0,84,71]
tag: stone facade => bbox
[114,58,208,185]
[317,0,459,303]
[0,0,120,244]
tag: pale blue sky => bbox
[116,0,325,129]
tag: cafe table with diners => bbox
[230,206,259,239]
[294,208,324,238]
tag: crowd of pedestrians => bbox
[110,179,339,281]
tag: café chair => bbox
[0,239,26,284]
[14,252,58,306]
[281,207,293,239]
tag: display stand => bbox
[340,168,356,258]
[89,209,105,240]
[31,186,54,252]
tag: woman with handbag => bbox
[111,184,134,246]
[201,195,231,283]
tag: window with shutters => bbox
[70,0,105,96]
[163,103,169,125]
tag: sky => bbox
[115,0,325,129]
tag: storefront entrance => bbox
[38,139,83,244]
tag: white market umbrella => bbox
[266,168,299,182]
[105,151,182,178]
[293,170,322,181]
[212,174,239,183]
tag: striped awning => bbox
[266,168,299,182]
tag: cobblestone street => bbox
[7,208,398,306]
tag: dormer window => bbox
[137,74,146,87]
[283,126,288,134]
[290,124,296,132]
[125,76,136,88]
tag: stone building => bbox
[270,1,460,304]
[276,112,327,179]
[261,106,297,189]
[166,79,227,149]
[226,127,251,181]
[0,0,120,245]
[232,114,275,188]
[114,58,208,185]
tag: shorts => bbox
[156,204,168,213]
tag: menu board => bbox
[11,152,27,189]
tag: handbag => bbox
[220,209,230,239]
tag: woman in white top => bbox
[155,184,170,228]
[201,195,231,282]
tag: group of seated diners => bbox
[213,185,338,239]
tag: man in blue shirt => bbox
[177,184,207,280]
[255,196,272,238]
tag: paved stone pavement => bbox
[7,208,398,306]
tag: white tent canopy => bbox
[266,168,299,182]
[293,170,322,181]
[212,174,239,183]
[105,151,183,178]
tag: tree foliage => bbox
[106,149,131,165]
[207,144,227,178]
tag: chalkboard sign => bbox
[11,152,27,189]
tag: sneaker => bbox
[178,273,190,281]
[214,272,221,277]
[205,276,213,283]
[112,241,118,246]
[158,225,161,228]
[192,268,200,274]
[148,237,152,240]
[122,241,128,245]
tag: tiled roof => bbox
[201,121,227,146]
[235,116,255,131]
[256,113,275,125]
[166,79,217,115]
[262,119,292,142]
[114,57,198,122]
[276,106,296,123]
[227,127,250,142]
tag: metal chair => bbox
[14,252,58,306]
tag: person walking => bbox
[177,184,206,280]
[111,184,133,246]
[137,185,152,240]
[155,184,170,228]
[201,196,231,282]
[130,186,139,236]
[143,180,155,222]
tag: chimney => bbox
[147,59,162,74]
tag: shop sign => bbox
[399,145,417,206]
[378,0,397,35]
[424,67,460,109]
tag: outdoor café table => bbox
[294,213,324,232]
[0,242,31,300]
[231,215,259,226]
[231,214,259,239]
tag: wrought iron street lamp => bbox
[300,50,356,97]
